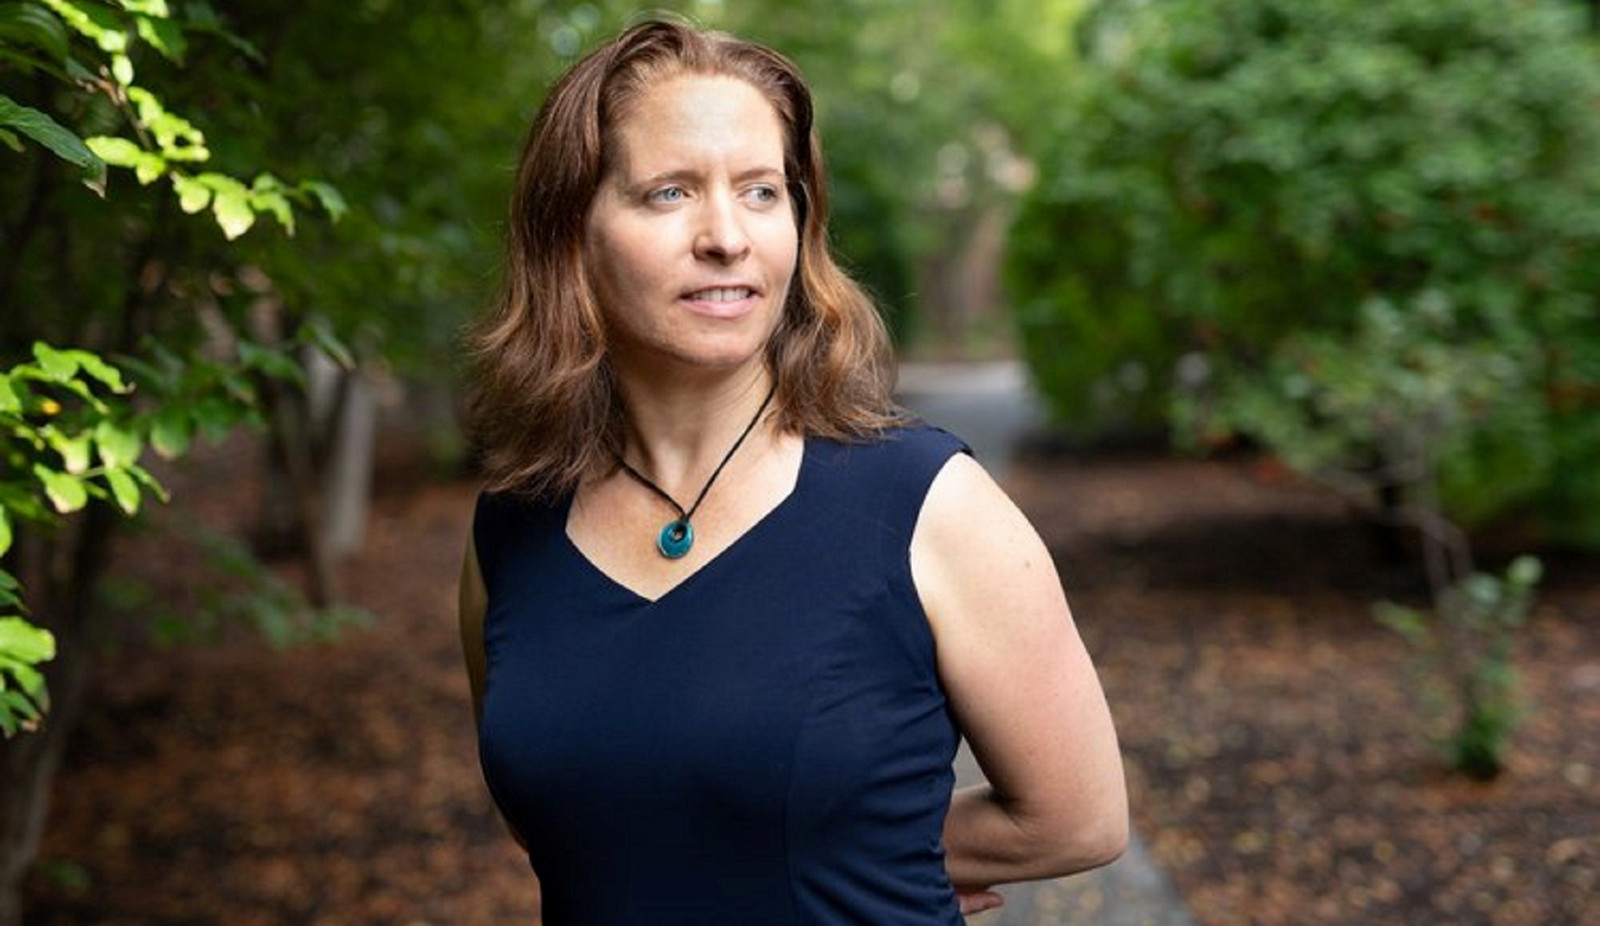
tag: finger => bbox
[957,890,1005,915]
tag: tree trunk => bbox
[263,376,340,606]
[0,503,118,924]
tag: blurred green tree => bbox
[1,0,352,916]
[1009,0,1600,544]
[723,0,1087,353]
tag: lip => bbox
[679,283,761,319]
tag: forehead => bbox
[606,74,786,175]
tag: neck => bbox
[613,362,777,492]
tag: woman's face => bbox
[584,74,798,381]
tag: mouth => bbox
[682,286,757,302]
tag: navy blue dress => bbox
[473,426,970,924]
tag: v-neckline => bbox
[561,437,810,607]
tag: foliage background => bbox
[5,0,1600,922]
[1007,0,1600,544]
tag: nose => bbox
[693,191,751,264]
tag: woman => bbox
[460,18,1126,923]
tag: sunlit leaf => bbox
[94,419,142,468]
[6,661,44,702]
[39,0,126,53]
[171,172,210,212]
[0,616,55,664]
[34,467,87,513]
[85,135,145,168]
[132,151,165,184]
[0,509,10,558]
[207,176,255,239]
[103,468,140,515]
[31,343,77,381]
[73,351,128,392]
[45,428,92,474]
[0,376,19,413]
[250,189,294,235]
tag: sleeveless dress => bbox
[472,426,970,924]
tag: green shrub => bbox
[1009,0,1600,541]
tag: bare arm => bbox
[912,454,1128,891]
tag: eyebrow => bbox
[628,165,787,190]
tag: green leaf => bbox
[93,419,141,468]
[120,0,170,15]
[73,351,127,392]
[34,466,87,513]
[172,173,211,213]
[213,190,254,238]
[125,462,167,503]
[40,0,126,53]
[6,661,45,701]
[133,14,182,58]
[0,509,10,558]
[0,375,19,413]
[0,128,21,152]
[203,174,255,239]
[0,2,72,64]
[85,134,145,168]
[110,50,133,84]
[0,616,55,665]
[44,427,91,474]
[250,188,294,235]
[0,94,105,182]
[148,406,191,458]
[102,467,140,515]
[0,570,18,591]
[132,150,164,185]
[238,341,303,384]
[297,319,355,370]
[191,396,239,441]
[30,343,77,381]
[300,180,347,222]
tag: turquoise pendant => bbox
[657,519,693,559]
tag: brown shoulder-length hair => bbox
[467,16,904,499]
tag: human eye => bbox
[646,185,687,205]
[744,183,783,206]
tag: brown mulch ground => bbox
[21,437,1600,924]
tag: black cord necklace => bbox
[616,385,776,560]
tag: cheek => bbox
[585,229,650,305]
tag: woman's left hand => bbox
[957,886,1004,916]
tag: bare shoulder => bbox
[910,452,1065,642]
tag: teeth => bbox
[689,287,753,302]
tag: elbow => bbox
[1078,811,1129,870]
[1032,790,1129,877]
[1037,809,1127,876]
